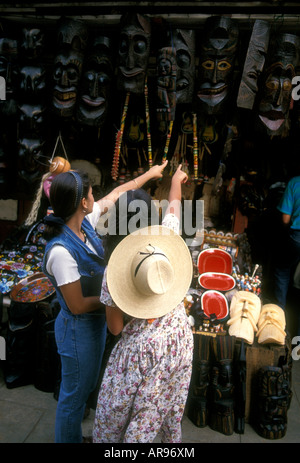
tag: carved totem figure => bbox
[156,46,177,122]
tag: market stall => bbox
[0,3,299,441]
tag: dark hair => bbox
[103,188,154,264]
[44,169,90,239]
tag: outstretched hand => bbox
[148,160,168,179]
[172,164,188,184]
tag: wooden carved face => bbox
[256,33,300,137]
[77,37,113,127]
[237,20,270,110]
[52,49,83,117]
[57,18,88,53]
[52,18,87,118]
[21,28,45,60]
[18,137,45,185]
[19,64,47,100]
[117,13,151,94]
[169,29,195,104]
[18,103,46,133]
[197,16,239,115]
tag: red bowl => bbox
[197,248,233,274]
[201,290,229,320]
[198,272,236,292]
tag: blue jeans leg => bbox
[54,311,107,443]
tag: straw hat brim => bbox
[106,225,193,319]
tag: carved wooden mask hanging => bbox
[168,28,195,104]
[197,16,239,116]
[52,19,88,118]
[18,136,45,185]
[156,46,177,121]
[237,20,270,110]
[255,33,300,137]
[18,103,46,134]
[18,64,47,101]
[117,12,151,94]
[77,35,113,127]
[20,28,45,61]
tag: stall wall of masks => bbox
[0,13,299,210]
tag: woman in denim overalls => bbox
[43,164,167,443]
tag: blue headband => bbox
[68,171,83,209]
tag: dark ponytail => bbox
[43,170,90,239]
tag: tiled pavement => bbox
[0,359,299,444]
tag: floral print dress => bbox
[93,214,194,443]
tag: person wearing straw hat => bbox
[93,165,194,443]
[42,162,167,444]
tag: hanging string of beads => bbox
[162,120,174,161]
[193,113,198,180]
[144,78,152,168]
[111,92,130,181]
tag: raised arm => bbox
[164,164,188,220]
[97,161,168,215]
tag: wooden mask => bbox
[21,28,45,61]
[168,28,195,104]
[256,33,300,137]
[197,16,239,115]
[77,36,113,127]
[117,13,151,94]
[52,19,88,118]
[237,20,270,110]
[18,64,47,100]
[18,103,46,134]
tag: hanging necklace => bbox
[81,228,87,243]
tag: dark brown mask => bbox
[77,36,113,127]
[117,13,151,94]
[197,16,239,115]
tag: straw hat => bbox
[106,225,193,319]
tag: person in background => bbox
[42,162,167,443]
[273,174,300,337]
[93,164,194,443]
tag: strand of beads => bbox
[111,92,130,180]
[193,113,198,180]
[163,120,174,161]
[144,78,152,168]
